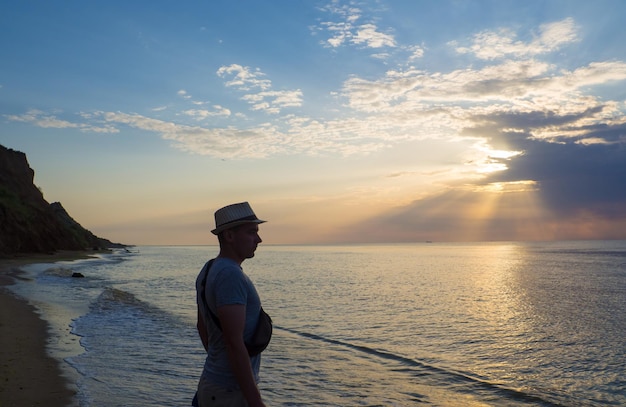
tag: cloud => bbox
[454,18,579,60]
[316,2,361,47]
[352,24,396,48]
[321,21,353,48]
[330,129,626,242]
[241,90,304,114]
[177,89,192,99]
[300,16,625,242]
[181,106,231,120]
[342,57,626,112]
[217,64,303,114]
[408,45,424,60]
[88,111,385,158]
[177,89,211,107]
[216,64,271,91]
[5,109,118,133]
[340,59,558,112]
[475,114,626,218]
[316,2,396,50]
[6,108,391,158]
[97,111,274,158]
[9,52,625,165]
[7,18,626,179]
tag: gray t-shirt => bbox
[196,257,262,389]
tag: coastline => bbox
[0,251,103,407]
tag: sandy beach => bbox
[0,252,99,407]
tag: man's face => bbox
[229,223,262,260]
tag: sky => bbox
[1,0,626,245]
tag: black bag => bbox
[243,307,273,356]
[199,259,272,356]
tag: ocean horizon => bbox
[8,241,626,406]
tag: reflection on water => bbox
[254,242,625,406]
[10,242,625,406]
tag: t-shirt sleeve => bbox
[214,265,248,308]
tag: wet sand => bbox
[0,252,100,406]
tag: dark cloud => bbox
[478,111,626,220]
[334,107,626,243]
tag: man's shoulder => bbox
[211,258,244,280]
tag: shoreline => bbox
[0,251,105,407]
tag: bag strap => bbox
[199,259,222,330]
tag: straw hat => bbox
[211,202,266,235]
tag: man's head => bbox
[212,202,266,263]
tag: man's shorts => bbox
[196,376,248,407]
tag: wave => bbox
[277,326,568,407]
[94,287,146,308]
[43,266,77,277]
[88,286,192,332]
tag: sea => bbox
[7,241,626,407]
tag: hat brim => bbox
[211,219,266,235]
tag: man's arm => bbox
[197,304,209,352]
[217,304,266,407]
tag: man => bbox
[195,202,268,407]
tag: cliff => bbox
[0,144,125,256]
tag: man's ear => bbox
[222,228,235,242]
